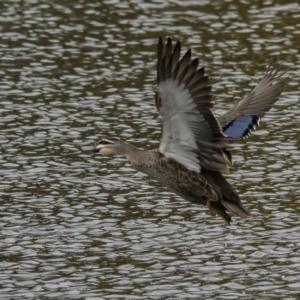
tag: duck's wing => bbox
[156,37,230,173]
[218,62,288,140]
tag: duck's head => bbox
[90,137,128,156]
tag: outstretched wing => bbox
[156,37,230,173]
[218,62,288,139]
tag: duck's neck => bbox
[123,143,156,172]
[122,142,143,161]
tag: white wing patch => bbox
[158,79,203,172]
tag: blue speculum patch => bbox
[223,115,259,139]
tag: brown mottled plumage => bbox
[91,38,287,225]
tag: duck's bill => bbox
[89,147,99,152]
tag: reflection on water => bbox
[0,0,299,299]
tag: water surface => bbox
[0,0,300,299]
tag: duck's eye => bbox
[98,140,110,145]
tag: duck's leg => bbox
[206,199,231,225]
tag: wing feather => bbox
[156,37,230,173]
[218,61,288,140]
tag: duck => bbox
[90,37,287,225]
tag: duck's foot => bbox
[206,199,231,225]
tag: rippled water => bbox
[0,0,300,299]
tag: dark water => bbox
[0,0,300,299]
